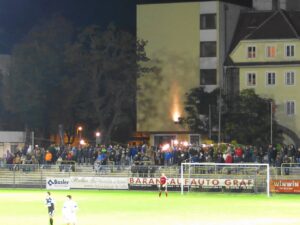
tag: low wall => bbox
[0,164,299,193]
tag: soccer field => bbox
[1,189,300,225]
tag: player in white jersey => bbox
[62,195,78,225]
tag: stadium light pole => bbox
[270,101,273,145]
[208,104,211,140]
[217,92,222,144]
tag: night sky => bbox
[0,0,137,53]
[0,0,252,53]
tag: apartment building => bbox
[136,0,251,146]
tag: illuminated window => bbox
[266,46,276,58]
[247,46,256,58]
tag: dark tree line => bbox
[1,16,152,144]
[181,88,283,146]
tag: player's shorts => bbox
[64,213,77,224]
[159,184,167,191]
[48,207,54,217]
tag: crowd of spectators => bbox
[3,142,300,171]
[150,143,300,168]
[3,144,147,169]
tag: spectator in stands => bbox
[243,146,252,162]
[6,151,14,170]
[109,147,116,164]
[45,151,52,165]
[164,150,172,166]
[13,153,21,170]
[76,147,83,164]
[267,144,277,166]
[215,150,224,163]
[130,145,138,162]
[225,151,233,164]
[275,155,282,175]
[120,147,126,166]
[208,147,214,159]
[154,149,160,165]
[234,146,243,163]
[87,147,94,165]
[295,148,300,164]
[176,149,186,166]
[257,147,264,163]
[199,148,205,162]
[133,152,142,165]
[287,144,296,163]
[48,144,57,164]
[283,155,291,175]
[252,147,258,163]
[99,150,108,165]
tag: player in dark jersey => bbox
[158,173,168,197]
[45,192,55,225]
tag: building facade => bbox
[0,131,27,158]
[253,0,300,11]
[227,10,300,145]
[136,0,251,146]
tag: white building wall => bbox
[252,0,300,10]
[200,1,217,14]
[0,131,26,158]
[253,0,273,10]
[0,131,26,142]
[200,30,217,42]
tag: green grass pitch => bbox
[1,189,300,225]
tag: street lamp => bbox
[95,131,101,146]
[77,126,83,140]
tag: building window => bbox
[266,72,276,85]
[285,45,295,57]
[200,14,216,29]
[154,135,176,147]
[190,135,200,145]
[247,46,256,58]
[200,41,216,57]
[286,101,295,115]
[285,71,295,85]
[246,73,256,86]
[266,46,276,58]
[200,69,217,85]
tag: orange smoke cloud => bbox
[171,81,182,122]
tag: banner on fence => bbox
[70,177,128,190]
[46,177,70,190]
[128,177,254,189]
[270,180,300,193]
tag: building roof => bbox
[137,0,252,7]
[244,10,299,40]
[228,61,300,67]
[226,9,300,66]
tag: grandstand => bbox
[1,162,300,191]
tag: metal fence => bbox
[0,163,299,188]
